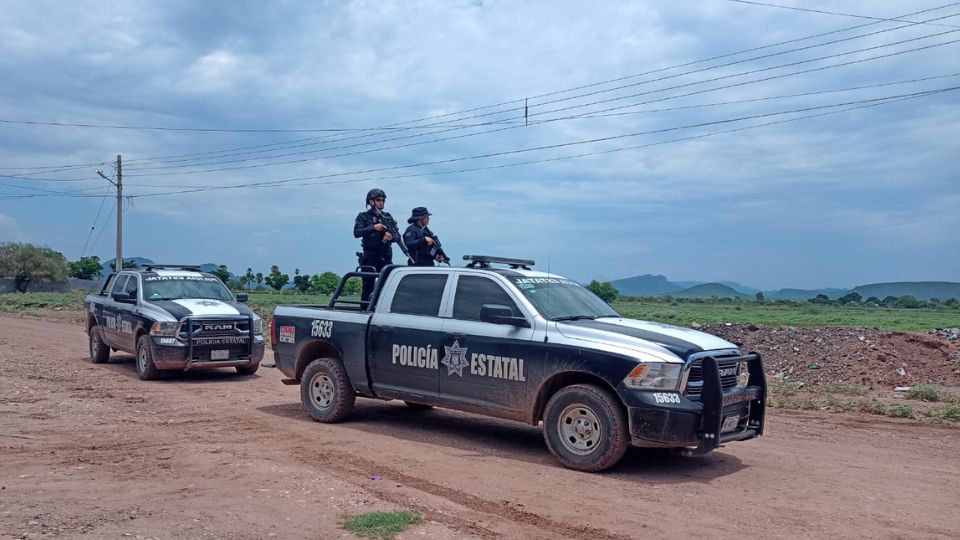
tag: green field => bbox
[1,291,956,332]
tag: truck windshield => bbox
[509,277,619,321]
[143,276,234,301]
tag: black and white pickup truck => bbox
[271,256,766,472]
[84,265,265,380]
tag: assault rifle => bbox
[423,226,450,265]
[378,213,414,264]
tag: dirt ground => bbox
[2,315,959,539]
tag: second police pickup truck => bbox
[271,256,767,472]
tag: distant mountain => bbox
[610,274,682,296]
[848,282,960,301]
[673,283,752,299]
[101,257,155,272]
[673,280,760,295]
[767,288,848,300]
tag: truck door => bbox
[439,274,535,414]
[101,274,129,347]
[368,272,449,401]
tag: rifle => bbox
[423,226,450,265]
[378,213,414,264]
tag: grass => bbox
[822,384,868,396]
[612,298,960,332]
[0,291,87,312]
[342,511,422,540]
[925,404,960,421]
[905,385,943,402]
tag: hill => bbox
[767,288,848,300]
[610,274,681,296]
[848,282,960,301]
[672,283,752,299]
[673,280,760,295]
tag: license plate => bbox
[210,349,230,360]
[721,415,740,433]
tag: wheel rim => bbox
[138,346,148,373]
[309,372,336,409]
[557,403,603,456]
[91,333,100,357]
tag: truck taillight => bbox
[270,318,276,343]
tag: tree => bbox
[292,269,312,293]
[122,259,139,269]
[586,280,619,303]
[255,272,264,290]
[894,295,922,309]
[837,292,862,305]
[342,277,362,296]
[68,256,102,280]
[809,294,830,304]
[755,291,765,303]
[311,271,341,295]
[242,267,255,291]
[211,264,231,284]
[0,242,69,292]
[264,265,289,292]
[865,296,881,306]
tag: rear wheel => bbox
[89,324,110,364]
[542,384,629,472]
[300,357,355,422]
[136,336,161,381]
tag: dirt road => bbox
[2,315,958,539]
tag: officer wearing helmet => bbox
[354,188,397,304]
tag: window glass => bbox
[510,277,620,320]
[453,276,520,321]
[110,275,129,295]
[101,274,117,295]
[143,275,234,301]
[390,274,447,316]
[122,275,139,297]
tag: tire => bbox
[300,357,355,423]
[135,336,161,381]
[235,362,260,376]
[403,401,433,410]
[89,324,110,364]
[542,384,629,472]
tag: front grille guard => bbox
[180,315,255,362]
[692,352,766,455]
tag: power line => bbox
[122,31,960,178]
[122,87,957,198]
[0,118,513,133]
[4,2,956,174]
[725,0,960,28]
[79,185,113,258]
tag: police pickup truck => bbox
[271,256,766,472]
[84,265,265,380]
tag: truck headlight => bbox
[623,362,682,390]
[150,321,179,337]
[252,318,263,335]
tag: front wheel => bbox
[300,357,355,423]
[236,362,260,376]
[136,336,161,381]
[542,384,629,472]
[89,324,110,364]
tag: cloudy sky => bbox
[1,0,957,290]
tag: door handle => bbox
[445,332,465,339]
[379,326,394,333]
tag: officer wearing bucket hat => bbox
[403,207,448,266]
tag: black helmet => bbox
[366,188,386,205]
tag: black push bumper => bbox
[626,352,767,452]
[150,315,266,371]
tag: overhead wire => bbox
[724,0,960,28]
[5,2,955,174]
[122,29,960,179]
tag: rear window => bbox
[390,274,447,317]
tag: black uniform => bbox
[403,224,435,267]
[354,208,397,303]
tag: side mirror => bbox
[480,304,529,328]
[236,293,249,303]
[111,291,135,303]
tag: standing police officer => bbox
[403,207,449,266]
[354,188,397,304]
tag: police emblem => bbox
[440,340,470,377]
[196,300,220,307]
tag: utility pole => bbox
[96,154,123,272]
